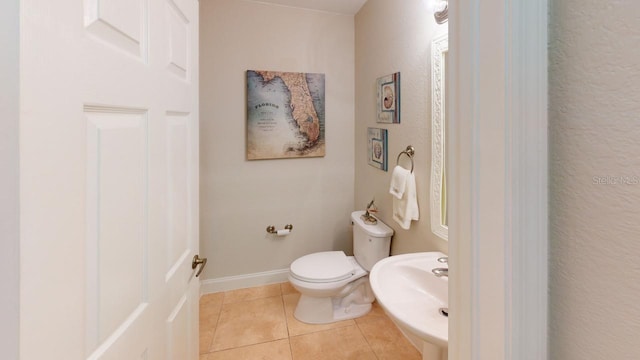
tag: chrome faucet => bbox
[432,267,448,277]
[432,256,449,277]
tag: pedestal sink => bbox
[369,252,448,360]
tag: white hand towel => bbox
[389,165,410,199]
[392,171,419,230]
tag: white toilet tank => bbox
[351,211,394,271]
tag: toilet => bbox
[288,210,394,324]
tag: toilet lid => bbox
[290,251,355,283]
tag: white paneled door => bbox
[20,0,200,359]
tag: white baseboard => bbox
[200,268,290,294]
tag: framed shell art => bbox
[376,72,400,124]
[367,127,388,171]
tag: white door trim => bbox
[448,0,548,359]
[0,0,20,358]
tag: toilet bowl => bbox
[288,211,394,324]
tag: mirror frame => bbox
[430,32,448,241]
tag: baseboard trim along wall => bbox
[200,268,290,294]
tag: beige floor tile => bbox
[200,293,224,332]
[201,292,225,306]
[283,293,355,337]
[279,281,298,295]
[357,317,422,360]
[200,293,224,354]
[211,296,288,351]
[200,316,218,333]
[223,284,282,304]
[354,301,386,325]
[206,339,292,360]
[200,329,215,355]
[201,293,224,316]
[202,284,420,360]
[290,325,377,360]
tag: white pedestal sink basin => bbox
[370,252,448,360]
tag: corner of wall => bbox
[354,0,448,256]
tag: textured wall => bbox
[355,0,447,255]
[200,0,355,280]
[549,1,640,358]
[0,0,20,358]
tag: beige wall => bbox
[0,0,19,357]
[354,0,447,255]
[200,0,355,281]
[549,0,640,358]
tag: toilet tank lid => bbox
[351,211,394,237]
[290,251,354,283]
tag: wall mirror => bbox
[430,32,448,241]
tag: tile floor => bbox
[199,282,422,360]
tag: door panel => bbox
[166,295,189,360]
[85,107,150,354]
[84,0,148,60]
[20,0,199,358]
[161,109,198,360]
[166,2,190,79]
[166,112,190,274]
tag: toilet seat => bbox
[290,251,355,283]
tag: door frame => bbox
[0,0,20,359]
[448,0,548,359]
[6,0,549,358]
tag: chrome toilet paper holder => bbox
[266,224,293,234]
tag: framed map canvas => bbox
[376,72,401,124]
[368,127,388,171]
[246,70,325,160]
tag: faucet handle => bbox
[437,256,448,264]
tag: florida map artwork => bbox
[246,70,325,160]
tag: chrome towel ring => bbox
[396,145,415,173]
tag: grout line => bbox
[354,320,381,360]
[277,284,296,359]
[281,293,296,360]
[199,294,224,355]
[220,283,283,305]
[289,321,357,339]
[207,338,291,355]
[289,322,358,340]
[280,294,292,339]
[222,294,283,306]
[206,293,225,353]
